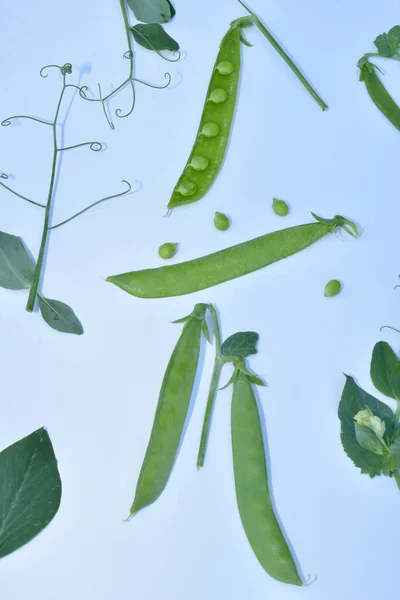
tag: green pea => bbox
[129,304,208,517]
[200,122,220,138]
[208,88,228,103]
[158,242,178,260]
[107,213,359,299]
[177,181,197,197]
[324,279,341,297]
[216,60,234,75]
[231,370,302,585]
[272,198,289,216]
[189,156,209,171]
[214,211,230,231]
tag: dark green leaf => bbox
[166,0,175,19]
[38,295,83,335]
[354,423,387,456]
[389,25,400,45]
[221,332,259,359]
[131,23,179,51]
[371,341,400,400]
[382,432,400,474]
[0,231,35,290]
[374,32,398,57]
[338,375,395,477]
[126,0,172,23]
[0,428,61,559]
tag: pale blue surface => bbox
[1,0,400,598]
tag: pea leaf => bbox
[338,375,395,477]
[38,295,83,335]
[221,332,259,359]
[126,0,172,23]
[166,0,175,19]
[370,341,400,400]
[0,231,35,290]
[374,27,400,58]
[0,428,61,559]
[354,423,387,456]
[131,24,179,51]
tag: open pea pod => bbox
[167,25,241,211]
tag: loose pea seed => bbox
[189,156,209,171]
[177,181,197,197]
[324,279,341,297]
[272,198,289,216]
[214,211,230,231]
[200,122,220,137]
[158,242,178,260]
[208,88,228,103]
[216,60,234,75]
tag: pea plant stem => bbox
[197,305,224,469]
[236,0,328,111]
[26,74,66,313]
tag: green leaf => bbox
[338,375,395,477]
[247,374,266,387]
[166,0,175,19]
[382,432,400,474]
[221,332,259,359]
[389,25,400,45]
[131,23,179,51]
[0,428,61,559]
[373,28,400,58]
[202,320,211,344]
[370,341,400,400]
[126,0,172,23]
[354,423,388,456]
[38,295,83,335]
[0,231,35,290]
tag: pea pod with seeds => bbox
[129,303,209,517]
[107,213,359,299]
[167,1,327,212]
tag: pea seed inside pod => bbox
[200,122,220,137]
[189,156,209,171]
[208,88,228,103]
[177,181,197,197]
[216,60,234,75]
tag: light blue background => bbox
[1,0,400,598]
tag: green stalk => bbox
[236,0,328,111]
[26,75,67,312]
[394,470,400,492]
[197,305,224,469]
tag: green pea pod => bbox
[359,62,400,131]
[231,369,302,585]
[167,26,241,211]
[107,213,359,299]
[129,303,207,517]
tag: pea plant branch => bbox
[79,0,180,129]
[128,302,305,585]
[0,63,132,334]
[339,340,400,493]
[358,25,400,132]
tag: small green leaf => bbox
[247,374,266,387]
[166,0,175,19]
[354,407,386,441]
[219,369,239,390]
[0,231,35,290]
[126,0,172,23]
[389,25,400,45]
[374,32,398,58]
[202,320,211,344]
[38,295,83,335]
[382,432,400,474]
[221,332,259,359]
[338,375,395,477]
[354,423,388,456]
[370,341,400,400]
[0,428,61,559]
[131,23,179,51]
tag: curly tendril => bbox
[115,79,136,120]
[49,179,137,230]
[133,72,172,89]
[0,174,46,208]
[0,173,8,179]
[1,115,52,127]
[40,63,72,78]
[58,141,104,152]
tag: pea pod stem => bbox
[197,304,224,469]
[235,0,328,111]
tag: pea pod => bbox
[129,304,207,517]
[107,213,359,299]
[168,26,241,211]
[359,61,400,131]
[231,366,302,585]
